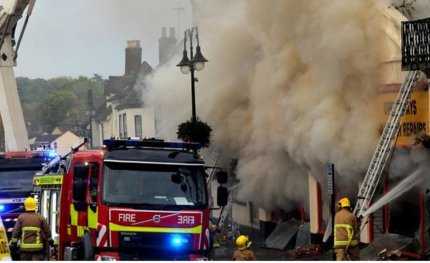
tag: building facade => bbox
[307,7,429,257]
[211,7,430,253]
[91,29,177,147]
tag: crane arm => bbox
[0,0,35,62]
[0,0,35,151]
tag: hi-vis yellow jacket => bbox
[11,212,53,252]
[334,208,359,248]
[0,216,11,260]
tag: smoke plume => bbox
[142,0,392,211]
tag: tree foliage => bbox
[177,118,212,148]
[0,75,104,150]
[39,90,77,132]
[17,75,104,134]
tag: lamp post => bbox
[86,89,96,148]
[176,27,208,122]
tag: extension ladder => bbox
[217,184,241,230]
[206,145,221,183]
[353,70,419,218]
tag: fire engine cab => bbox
[0,149,58,240]
[58,138,228,261]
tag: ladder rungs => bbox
[354,71,418,216]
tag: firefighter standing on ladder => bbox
[10,197,54,261]
[333,197,360,261]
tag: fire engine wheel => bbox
[80,232,95,260]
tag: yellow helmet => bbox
[24,197,37,211]
[236,235,252,250]
[338,197,351,209]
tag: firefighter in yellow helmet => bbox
[334,197,360,261]
[10,197,54,261]
[232,235,257,261]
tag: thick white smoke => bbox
[142,0,393,211]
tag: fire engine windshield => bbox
[0,171,35,192]
[0,157,45,193]
[102,162,207,209]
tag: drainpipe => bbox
[419,189,425,258]
[316,182,323,235]
[97,121,104,145]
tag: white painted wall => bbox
[117,108,155,139]
[232,202,252,228]
[94,105,156,146]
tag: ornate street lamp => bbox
[176,27,208,122]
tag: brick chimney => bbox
[158,27,177,66]
[125,40,142,76]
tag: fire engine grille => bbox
[118,232,194,260]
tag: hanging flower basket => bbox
[177,118,212,148]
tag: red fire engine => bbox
[0,150,58,239]
[57,138,228,260]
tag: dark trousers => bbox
[20,251,44,261]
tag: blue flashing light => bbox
[172,237,181,245]
[169,234,188,249]
[37,149,58,160]
[46,150,57,159]
[0,205,4,212]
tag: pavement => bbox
[209,239,334,261]
[208,231,430,261]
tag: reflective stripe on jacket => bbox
[11,212,53,252]
[334,208,359,248]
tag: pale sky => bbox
[8,0,430,80]
[10,0,193,79]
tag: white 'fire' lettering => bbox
[178,216,194,224]
[118,213,136,223]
